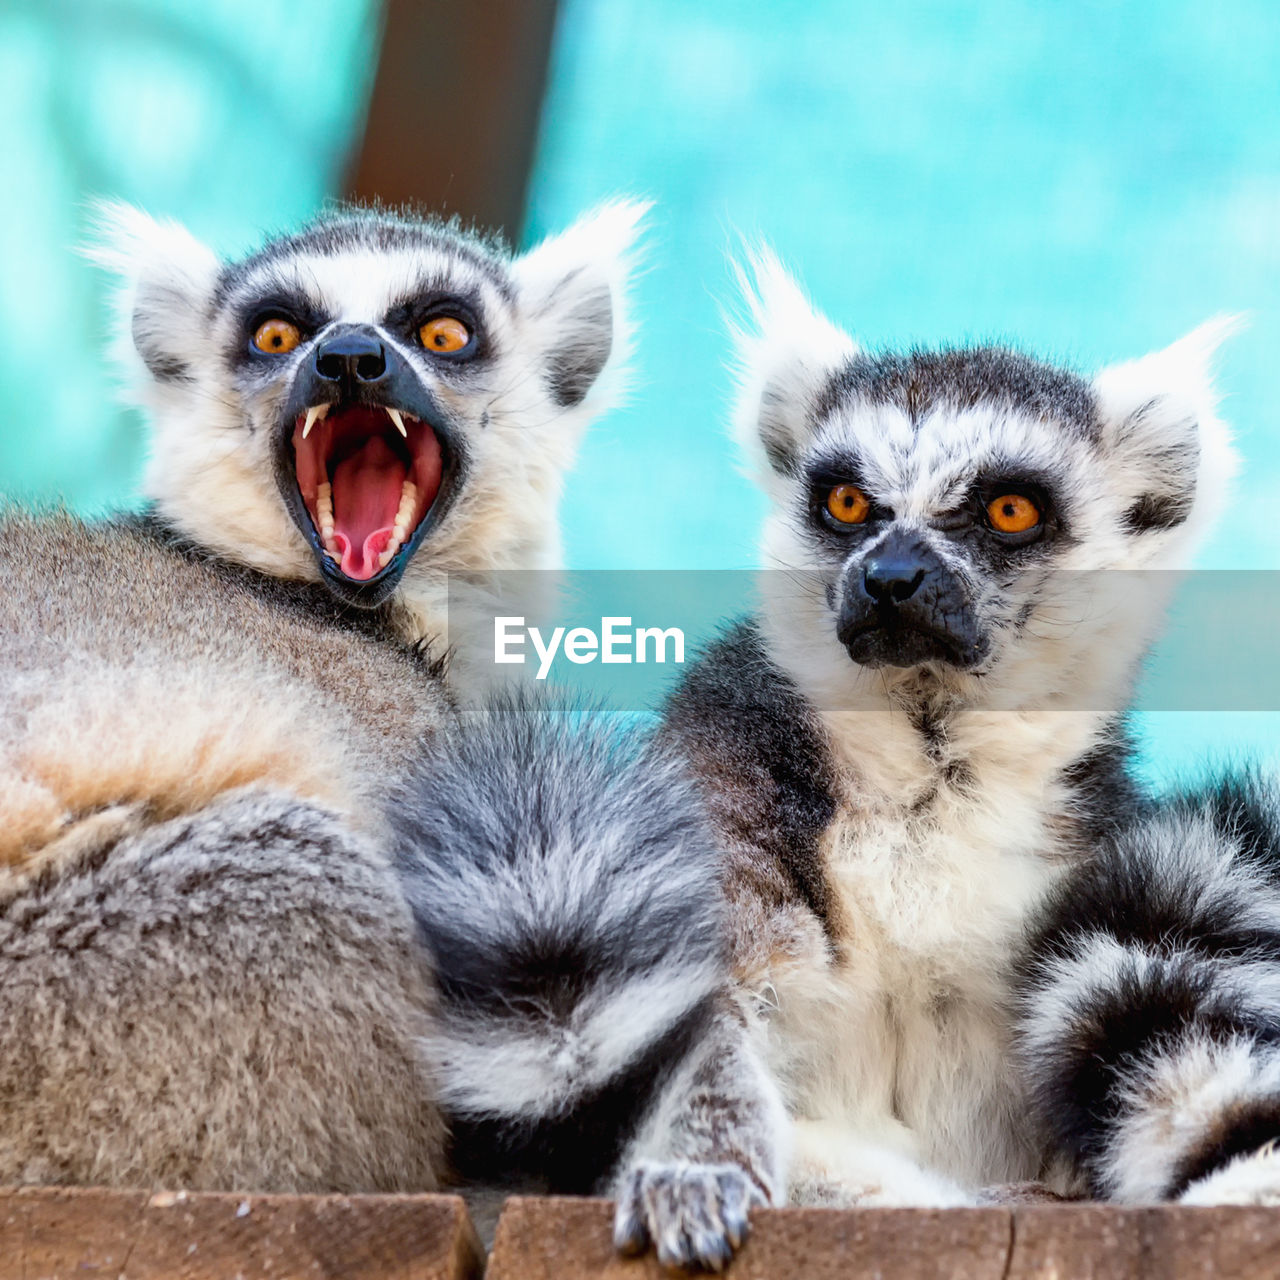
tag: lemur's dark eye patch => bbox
[383,289,485,362]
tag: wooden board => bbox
[486,1197,1280,1279]
[6,1187,1280,1278]
[0,1186,483,1280]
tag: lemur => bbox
[0,208,784,1271]
[661,250,1267,1205]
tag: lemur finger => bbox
[612,1166,652,1256]
[715,1168,757,1249]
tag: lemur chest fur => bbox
[762,739,1069,1186]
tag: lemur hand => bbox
[613,1159,766,1272]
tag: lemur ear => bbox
[509,198,649,414]
[1092,318,1240,542]
[730,249,859,480]
[87,202,220,387]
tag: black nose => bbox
[863,552,926,604]
[314,329,387,385]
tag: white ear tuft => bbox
[85,200,220,391]
[1092,316,1242,549]
[728,247,858,481]
[509,198,650,416]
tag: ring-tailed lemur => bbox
[662,250,1249,1205]
[0,208,784,1270]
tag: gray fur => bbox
[814,346,1101,440]
[1016,774,1280,1205]
[0,511,451,1192]
[0,788,441,1191]
[0,195,783,1274]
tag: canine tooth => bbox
[302,405,328,439]
[387,408,407,438]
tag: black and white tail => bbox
[1017,773,1280,1204]
[390,698,786,1270]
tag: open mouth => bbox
[291,403,443,581]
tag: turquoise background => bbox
[526,0,1280,775]
[0,0,379,511]
[4,0,1279,774]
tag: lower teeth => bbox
[310,476,418,570]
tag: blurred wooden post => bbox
[346,0,560,242]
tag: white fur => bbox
[729,253,1239,1201]
[428,967,716,1120]
[787,1119,974,1207]
[729,249,859,506]
[1109,1036,1280,1202]
[1018,933,1150,1072]
[1180,1142,1280,1205]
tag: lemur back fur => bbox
[0,511,450,1190]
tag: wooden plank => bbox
[7,1188,1280,1279]
[1138,1206,1280,1279]
[488,1198,1280,1279]
[1006,1205,1143,1279]
[486,1197,1014,1280]
[0,1186,482,1280]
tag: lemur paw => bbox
[613,1160,765,1273]
[1179,1142,1280,1205]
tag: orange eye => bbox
[252,318,301,355]
[826,484,871,525]
[987,493,1041,534]
[419,315,471,353]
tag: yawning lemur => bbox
[0,207,783,1271]
[98,199,638,643]
[662,252,1263,1205]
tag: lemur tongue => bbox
[331,436,407,580]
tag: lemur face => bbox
[734,254,1236,694]
[96,202,645,609]
[797,346,1089,671]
